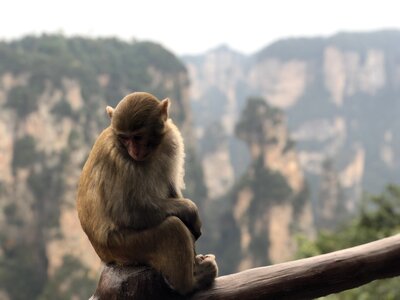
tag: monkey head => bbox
[106,92,170,162]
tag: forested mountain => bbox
[0,35,206,299]
[184,30,400,229]
[1,30,400,299]
[202,98,313,274]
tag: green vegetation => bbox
[27,164,65,229]
[331,30,400,58]
[3,203,23,226]
[38,255,96,300]
[67,129,81,150]
[248,158,292,209]
[0,235,47,300]
[211,96,296,274]
[235,97,293,210]
[0,34,186,120]
[297,184,400,298]
[2,150,68,299]
[12,135,40,172]
[0,252,95,300]
[257,37,326,61]
[234,158,292,267]
[235,97,282,141]
[256,30,400,62]
[6,86,38,118]
[51,99,74,119]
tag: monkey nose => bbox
[128,146,147,161]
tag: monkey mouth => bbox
[128,149,150,162]
[132,155,147,162]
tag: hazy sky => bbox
[1,0,399,55]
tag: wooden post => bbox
[91,234,400,300]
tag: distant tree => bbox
[38,255,96,300]
[6,86,38,118]
[297,184,400,298]
[316,158,348,230]
[12,135,40,172]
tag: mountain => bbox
[206,98,313,274]
[0,34,205,299]
[183,30,400,227]
[2,29,399,298]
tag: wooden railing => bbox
[91,234,400,300]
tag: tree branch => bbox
[91,234,400,300]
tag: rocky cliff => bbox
[208,98,313,274]
[0,35,203,299]
[235,98,313,266]
[184,30,400,227]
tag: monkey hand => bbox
[165,198,202,240]
[188,212,202,240]
[180,198,202,240]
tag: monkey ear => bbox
[160,98,170,121]
[106,106,114,119]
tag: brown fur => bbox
[77,92,217,295]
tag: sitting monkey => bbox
[77,92,218,295]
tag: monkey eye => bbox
[133,135,143,142]
[118,134,129,142]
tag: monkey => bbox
[76,92,218,295]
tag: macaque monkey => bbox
[77,92,218,295]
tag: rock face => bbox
[211,99,313,274]
[0,35,200,299]
[186,46,249,200]
[184,30,400,227]
[236,99,313,267]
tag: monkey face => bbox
[106,92,170,162]
[117,130,153,161]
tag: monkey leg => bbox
[105,216,197,295]
[150,216,197,294]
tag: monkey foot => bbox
[194,254,218,289]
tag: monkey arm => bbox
[159,198,202,240]
[108,197,201,238]
[168,182,181,198]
